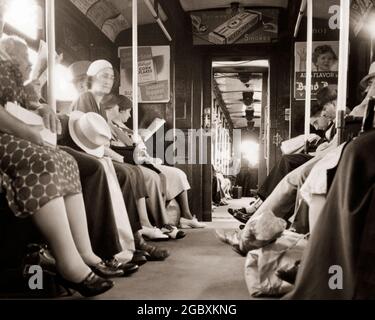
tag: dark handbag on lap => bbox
[111,145,162,174]
[111,145,137,165]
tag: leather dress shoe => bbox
[23,244,56,275]
[105,258,139,276]
[121,262,139,275]
[131,250,148,266]
[276,261,300,285]
[228,208,247,216]
[141,244,170,261]
[90,261,125,278]
[56,272,113,297]
[135,232,170,261]
[233,211,251,224]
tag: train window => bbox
[56,65,78,101]
[365,14,375,39]
[30,59,78,101]
[4,0,41,40]
[241,140,259,166]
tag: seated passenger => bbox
[350,62,375,117]
[102,93,206,229]
[284,128,375,299]
[211,165,230,206]
[226,82,370,255]
[70,59,175,251]
[68,60,91,95]
[229,96,333,221]
[26,60,144,270]
[0,35,114,297]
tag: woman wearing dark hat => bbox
[68,60,91,96]
[103,94,207,229]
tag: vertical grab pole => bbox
[132,0,139,138]
[336,0,350,146]
[0,0,5,38]
[304,0,313,153]
[46,0,56,112]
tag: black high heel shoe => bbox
[55,272,114,297]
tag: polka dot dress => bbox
[0,59,81,217]
[0,133,82,217]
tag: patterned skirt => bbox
[0,133,82,218]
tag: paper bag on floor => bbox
[239,210,287,253]
[244,230,307,297]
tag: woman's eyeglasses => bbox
[96,73,115,81]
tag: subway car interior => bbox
[0,0,374,301]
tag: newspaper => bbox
[30,40,63,89]
[5,102,57,147]
[138,118,166,142]
[280,134,320,155]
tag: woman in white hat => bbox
[71,60,171,259]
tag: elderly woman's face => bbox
[13,44,33,82]
[92,68,114,95]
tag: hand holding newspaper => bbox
[280,134,321,155]
[138,117,166,142]
[30,40,63,90]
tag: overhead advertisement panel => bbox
[190,8,279,45]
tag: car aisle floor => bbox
[82,198,253,300]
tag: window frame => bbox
[3,0,45,50]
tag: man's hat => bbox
[68,111,111,158]
[68,61,91,81]
[360,61,375,89]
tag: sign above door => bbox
[189,8,279,45]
